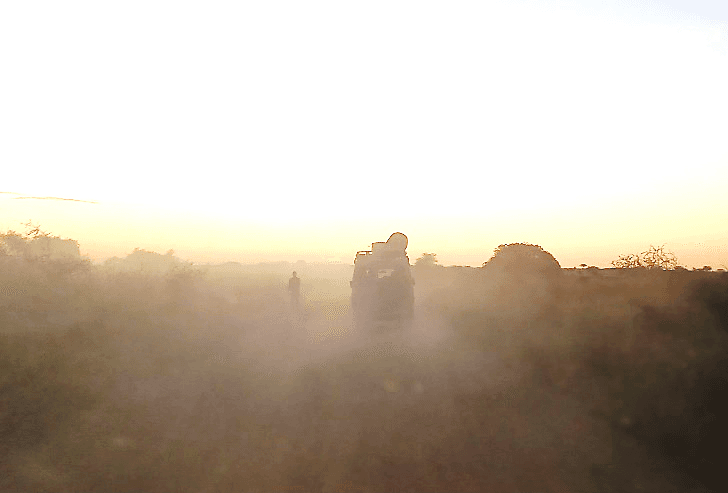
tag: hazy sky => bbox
[2,0,727,268]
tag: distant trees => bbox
[21,220,50,239]
[0,231,27,257]
[612,245,678,270]
[0,222,41,257]
[611,254,643,269]
[641,245,678,270]
[103,248,193,274]
[414,253,439,268]
[0,222,80,261]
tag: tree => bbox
[611,245,678,270]
[414,253,438,267]
[482,243,561,273]
[22,221,51,239]
[641,245,677,270]
[611,253,643,269]
[1,221,52,257]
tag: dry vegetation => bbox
[1,234,727,492]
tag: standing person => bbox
[288,271,301,310]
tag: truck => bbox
[350,232,415,333]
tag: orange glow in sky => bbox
[2,1,727,268]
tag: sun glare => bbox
[1,0,726,267]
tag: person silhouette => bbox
[288,271,301,310]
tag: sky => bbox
[1,0,727,268]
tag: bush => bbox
[482,243,561,274]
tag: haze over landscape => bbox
[4,3,728,492]
[2,0,727,268]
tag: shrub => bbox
[482,243,561,274]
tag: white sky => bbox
[1,0,727,267]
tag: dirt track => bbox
[1,307,717,492]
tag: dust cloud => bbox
[1,242,727,492]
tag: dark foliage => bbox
[482,242,562,274]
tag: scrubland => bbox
[1,250,727,492]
